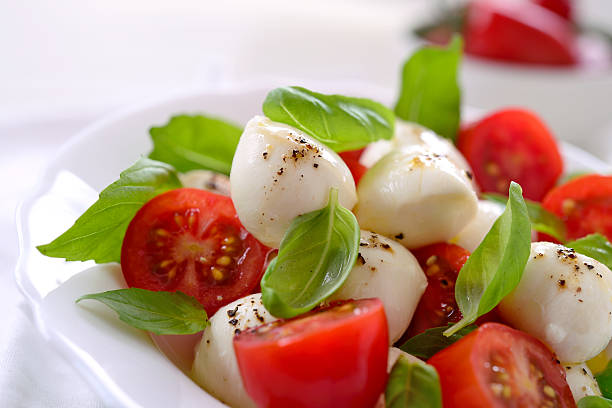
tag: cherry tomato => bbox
[533,0,573,21]
[405,243,470,337]
[233,299,389,408]
[541,174,612,242]
[339,148,368,186]
[121,188,270,315]
[428,323,575,408]
[463,0,577,65]
[458,109,563,201]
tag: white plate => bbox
[15,83,612,408]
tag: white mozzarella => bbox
[230,116,357,248]
[452,200,504,252]
[179,170,231,196]
[355,145,478,249]
[328,231,427,343]
[564,363,601,402]
[499,242,612,363]
[192,294,275,408]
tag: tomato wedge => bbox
[458,109,563,201]
[463,0,577,65]
[233,299,388,408]
[428,323,575,408]
[121,188,270,315]
[339,148,368,186]
[541,174,612,242]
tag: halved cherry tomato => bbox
[428,323,575,408]
[533,0,573,21]
[405,243,470,337]
[339,148,368,186]
[121,188,270,315]
[233,298,388,408]
[541,174,612,242]
[458,109,563,201]
[463,0,577,65]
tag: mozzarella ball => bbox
[499,242,612,363]
[179,170,231,196]
[355,145,478,249]
[192,294,275,408]
[564,363,601,402]
[451,200,504,252]
[230,116,357,248]
[328,231,427,343]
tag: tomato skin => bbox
[533,0,573,21]
[463,0,577,65]
[233,299,388,408]
[540,174,612,242]
[428,323,575,408]
[458,109,563,201]
[121,188,270,315]
[339,148,367,186]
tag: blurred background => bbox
[1,0,611,406]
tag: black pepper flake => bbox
[206,339,210,344]
[313,163,319,168]
[577,287,582,293]
[262,152,268,159]
[357,253,366,265]
[370,266,377,272]
[585,263,595,270]
[381,243,391,250]
[566,366,572,370]
[578,299,584,303]
[227,306,238,318]
[394,233,404,240]
[568,253,577,259]
[582,368,588,375]
[558,279,566,287]
[555,359,561,364]
[234,329,241,335]
[465,170,473,180]
[574,264,580,271]
[277,168,284,175]
[229,319,239,326]
[359,242,368,247]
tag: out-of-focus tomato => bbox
[339,148,368,186]
[533,0,573,21]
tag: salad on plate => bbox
[36,37,612,408]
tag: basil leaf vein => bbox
[37,157,181,263]
[394,36,462,142]
[399,324,477,360]
[261,188,360,318]
[385,354,442,408]
[578,396,612,408]
[567,234,612,271]
[262,86,395,152]
[445,182,531,336]
[149,114,242,175]
[77,288,208,335]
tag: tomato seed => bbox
[561,199,576,216]
[212,267,225,281]
[159,259,174,268]
[217,256,232,266]
[543,385,556,398]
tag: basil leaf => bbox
[394,36,462,142]
[445,182,531,336]
[596,360,612,399]
[37,157,181,263]
[149,114,242,175]
[399,324,477,360]
[77,289,208,335]
[261,188,360,318]
[262,86,395,152]
[483,192,567,243]
[567,234,612,271]
[578,396,612,408]
[385,354,442,408]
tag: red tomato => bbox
[463,0,577,65]
[428,323,575,408]
[458,109,563,201]
[541,174,612,242]
[405,243,470,337]
[533,0,573,21]
[121,188,270,315]
[233,299,389,408]
[339,148,368,186]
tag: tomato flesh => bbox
[458,109,563,201]
[339,148,367,186]
[533,0,573,21]
[541,174,612,242]
[428,323,575,408]
[121,188,270,315]
[233,298,389,408]
[463,0,577,65]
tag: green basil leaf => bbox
[261,188,360,318]
[399,324,477,360]
[445,182,531,336]
[149,114,242,175]
[578,396,612,408]
[262,86,395,152]
[37,157,182,263]
[567,234,612,271]
[77,288,208,335]
[385,354,442,408]
[483,192,567,243]
[394,36,462,141]
[596,360,612,399]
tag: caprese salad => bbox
[38,38,612,408]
